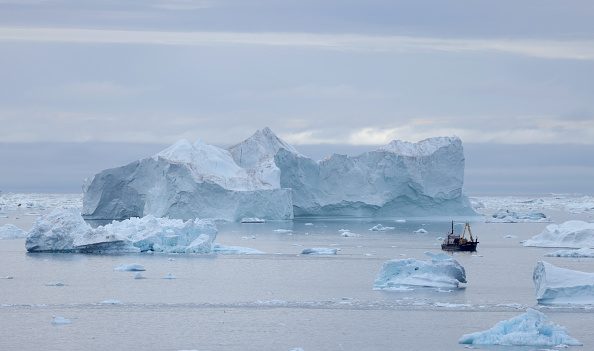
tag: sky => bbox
[0,1,593,194]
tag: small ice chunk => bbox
[486,209,549,223]
[395,219,406,223]
[369,224,395,231]
[458,309,581,346]
[134,272,146,279]
[212,243,264,255]
[114,263,145,272]
[304,223,314,226]
[100,299,123,305]
[414,228,428,234]
[162,273,176,279]
[51,316,72,325]
[45,282,66,287]
[273,229,293,233]
[504,235,517,239]
[301,248,338,255]
[340,231,361,237]
[1,276,14,279]
[240,217,266,223]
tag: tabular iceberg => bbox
[25,208,217,254]
[533,261,594,305]
[523,221,594,248]
[373,252,467,290]
[458,308,581,346]
[83,127,475,221]
[545,247,594,258]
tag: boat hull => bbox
[441,242,478,252]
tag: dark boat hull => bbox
[441,242,478,252]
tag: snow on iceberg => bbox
[0,224,27,239]
[486,209,549,223]
[83,128,475,221]
[374,252,466,290]
[458,308,581,346]
[533,261,594,305]
[524,221,594,248]
[545,248,594,258]
[25,208,216,254]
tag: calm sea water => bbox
[1,204,593,351]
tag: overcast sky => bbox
[1,1,593,194]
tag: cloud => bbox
[1,27,594,60]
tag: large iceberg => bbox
[25,208,217,253]
[524,221,594,248]
[83,128,475,221]
[458,308,581,346]
[533,261,594,305]
[373,252,467,290]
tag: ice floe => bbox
[486,209,549,223]
[374,252,466,290]
[458,309,581,346]
[533,261,594,305]
[413,228,428,233]
[25,208,217,254]
[523,221,594,248]
[51,316,72,325]
[545,248,594,258]
[240,217,266,223]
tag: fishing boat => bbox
[441,221,478,252]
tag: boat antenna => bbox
[451,220,454,235]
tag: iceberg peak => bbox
[229,127,300,169]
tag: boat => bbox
[441,221,478,252]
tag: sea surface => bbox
[1,194,594,351]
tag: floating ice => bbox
[458,309,581,346]
[486,209,549,223]
[212,244,264,255]
[533,261,594,305]
[340,230,360,237]
[100,299,123,305]
[83,128,475,221]
[114,263,146,272]
[51,316,72,325]
[240,217,266,223]
[414,228,428,233]
[304,223,314,226]
[369,224,395,231]
[273,229,293,234]
[45,282,66,287]
[25,208,217,254]
[545,248,594,258]
[301,247,338,255]
[374,252,466,290]
[523,221,594,248]
[134,272,146,279]
[162,273,176,279]
[0,224,27,239]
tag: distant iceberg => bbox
[0,224,26,239]
[486,209,549,223]
[523,221,594,248]
[301,247,338,255]
[25,208,216,254]
[374,252,466,290]
[82,128,475,221]
[212,244,264,255]
[533,261,594,305]
[459,308,581,346]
